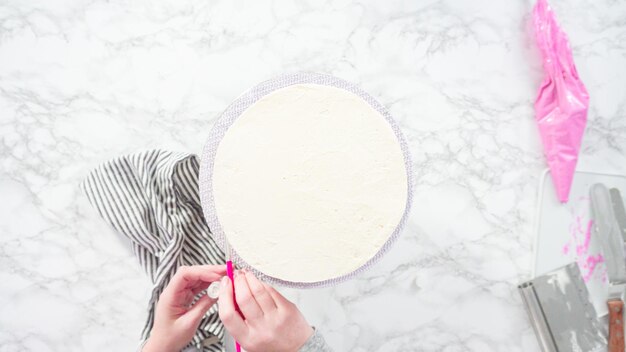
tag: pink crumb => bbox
[581,253,605,282]
[575,220,594,256]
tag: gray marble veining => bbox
[1,0,625,351]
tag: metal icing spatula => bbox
[590,184,626,352]
[609,188,626,351]
[610,188,626,244]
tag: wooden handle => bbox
[608,299,625,352]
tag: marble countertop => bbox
[1,0,625,351]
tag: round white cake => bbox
[212,83,408,283]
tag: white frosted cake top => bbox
[212,83,408,283]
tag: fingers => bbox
[234,271,264,320]
[191,281,212,296]
[263,282,293,310]
[181,294,216,328]
[176,290,196,307]
[166,265,227,295]
[179,264,227,283]
[218,276,248,340]
[243,271,277,313]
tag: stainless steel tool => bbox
[610,188,626,244]
[518,263,606,352]
[590,183,626,352]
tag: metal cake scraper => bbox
[519,262,606,352]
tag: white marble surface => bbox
[1,0,625,351]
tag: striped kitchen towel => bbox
[81,149,225,352]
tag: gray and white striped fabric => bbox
[81,149,225,352]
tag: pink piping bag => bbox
[533,0,589,203]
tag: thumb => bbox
[182,294,216,328]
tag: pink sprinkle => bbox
[576,220,594,256]
[563,200,605,283]
[581,253,605,282]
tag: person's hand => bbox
[218,269,314,352]
[143,265,227,352]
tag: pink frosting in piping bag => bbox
[532,0,589,203]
